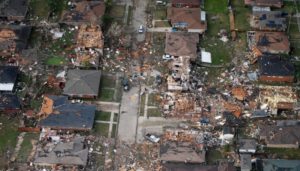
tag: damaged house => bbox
[258,56,294,83]
[63,69,101,99]
[244,0,283,8]
[61,0,106,25]
[250,11,287,31]
[0,25,31,57]
[247,31,290,56]
[38,95,96,131]
[258,123,300,148]
[0,93,21,115]
[258,85,297,114]
[167,7,207,33]
[74,24,104,67]
[0,66,18,92]
[34,135,89,167]
[0,0,29,21]
[165,33,199,91]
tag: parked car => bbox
[162,54,173,60]
[145,133,160,143]
[122,78,130,91]
[138,25,144,33]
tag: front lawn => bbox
[0,116,19,168]
[99,88,115,101]
[154,6,167,20]
[94,123,110,137]
[95,111,112,121]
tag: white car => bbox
[145,133,160,143]
[162,54,173,60]
[138,25,144,33]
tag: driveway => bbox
[117,86,140,144]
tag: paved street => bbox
[117,86,140,143]
[132,0,147,42]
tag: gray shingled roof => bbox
[63,70,101,97]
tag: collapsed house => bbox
[258,85,297,114]
[0,25,31,57]
[162,92,201,120]
[160,142,206,164]
[244,0,283,8]
[247,31,290,56]
[0,66,18,92]
[0,0,29,21]
[167,7,207,33]
[34,135,89,167]
[74,24,104,67]
[165,33,199,91]
[170,0,201,8]
[63,69,101,99]
[258,56,294,83]
[250,11,287,31]
[38,95,96,131]
[61,0,106,25]
[258,123,300,148]
[0,93,21,114]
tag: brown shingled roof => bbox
[167,7,206,30]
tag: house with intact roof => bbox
[167,7,207,33]
[63,69,101,99]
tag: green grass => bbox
[200,37,232,65]
[45,56,66,66]
[207,149,223,164]
[232,0,251,31]
[95,111,112,121]
[30,0,50,20]
[110,5,126,18]
[154,6,167,20]
[94,123,110,137]
[101,75,116,88]
[148,93,159,106]
[99,88,115,101]
[17,133,39,163]
[265,148,300,159]
[0,116,19,168]
[204,0,229,37]
[204,0,228,13]
[147,108,161,117]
